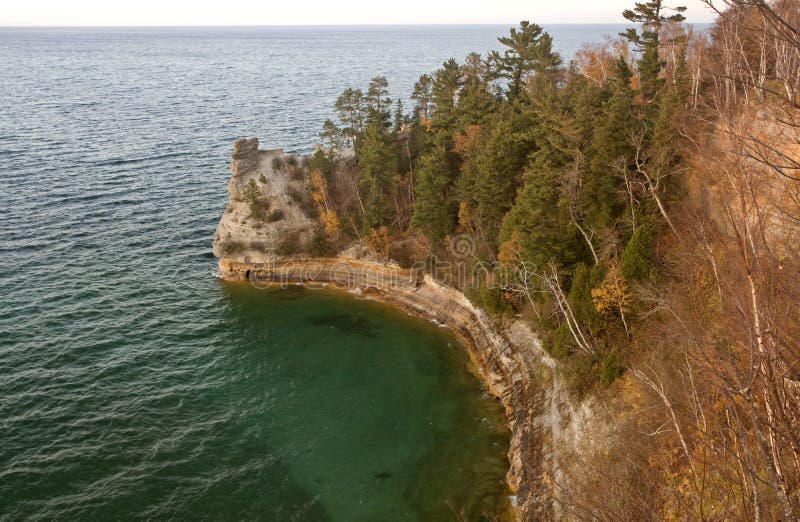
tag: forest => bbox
[288,0,800,518]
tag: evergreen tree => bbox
[393,99,406,134]
[357,123,397,229]
[319,119,342,175]
[565,67,607,149]
[525,76,576,175]
[620,1,687,118]
[620,224,656,281]
[365,76,392,132]
[411,74,433,124]
[430,59,462,132]
[457,105,533,248]
[411,139,458,241]
[584,57,637,230]
[651,44,689,155]
[457,52,496,128]
[335,87,365,151]
[500,170,573,269]
[488,21,562,101]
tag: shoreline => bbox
[217,256,550,520]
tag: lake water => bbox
[0,25,627,519]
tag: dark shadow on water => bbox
[306,313,380,338]
[270,285,313,301]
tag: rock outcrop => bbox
[230,137,260,176]
[212,138,315,263]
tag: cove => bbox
[0,282,511,520]
[216,283,511,520]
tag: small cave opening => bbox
[245,269,251,280]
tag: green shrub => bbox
[568,262,604,331]
[287,187,317,218]
[277,232,303,256]
[549,323,573,359]
[307,149,332,178]
[266,209,284,222]
[599,350,623,387]
[271,157,284,171]
[243,179,269,219]
[621,226,656,281]
[258,174,267,183]
[308,227,335,257]
[468,283,513,318]
[243,179,260,203]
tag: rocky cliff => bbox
[212,138,315,263]
[213,138,598,521]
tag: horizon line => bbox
[0,21,714,29]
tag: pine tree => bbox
[500,170,569,269]
[488,21,562,101]
[525,77,576,175]
[411,139,458,241]
[456,105,533,249]
[335,87,365,151]
[430,59,462,132]
[584,57,637,230]
[620,224,656,281]
[411,74,433,125]
[393,99,406,134]
[365,76,392,132]
[320,119,342,173]
[566,67,607,148]
[620,1,687,119]
[357,123,397,229]
[457,52,496,129]
[651,44,689,155]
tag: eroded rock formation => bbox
[212,138,315,263]
[230,137,260,176]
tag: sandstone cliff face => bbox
[212,138,315,264]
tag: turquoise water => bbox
[0,281,510,519]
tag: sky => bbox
[0,0,717,26]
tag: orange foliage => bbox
[574,39,630,85]
[591,263,630,319]
[367,226,391,259]
[452,124,482,156]
[320,209,340,238]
